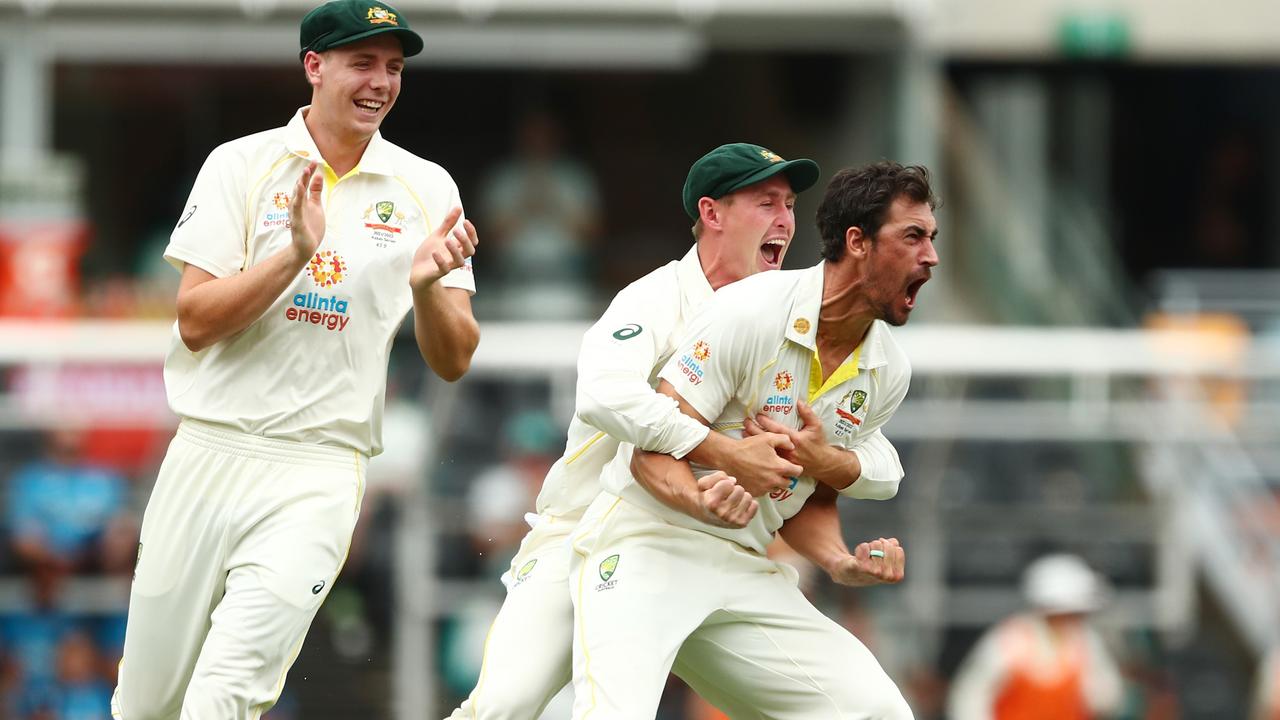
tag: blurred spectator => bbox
[6,428,134,578]
[51,630,112,720]
[948,553,1124,720]
[479,109,601,320]
[439,410,562,704]
[465,410,560,578]
[1252,646,1280,720]
[0,570,74,719]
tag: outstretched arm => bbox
[778,484,905,586]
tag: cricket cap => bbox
[682,143,820,219]
[300,0,424,60]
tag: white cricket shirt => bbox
[163,108,475,457]
[602,262,911,554]
[534,246,713,520]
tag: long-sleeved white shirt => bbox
[600,263,911,554]
[533,246,713,520]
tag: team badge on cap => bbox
[366,6,398,24]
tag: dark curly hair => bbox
[815,162,937,262]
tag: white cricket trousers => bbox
[112,419,366,720]
[447,516,577,720]
[569,494,915,720]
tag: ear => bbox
[698,197,722,231]
[303,51,324,87]
[846,225,869,258]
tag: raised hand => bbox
[411,207,479,292]
[290,162,326,260]
[826,537,905,587]
[694,471,758,529]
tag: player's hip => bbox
[569,493,779,581]
[502,515,578,590]
[173,418,368,471]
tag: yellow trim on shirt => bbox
[393,175,433,230]
[565,431,607,465]
[808,345,861,404]
[243,152,299,270]
[746,358,778,413]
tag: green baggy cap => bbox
[300,0,424,59]
[682,143,820,219]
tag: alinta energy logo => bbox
[307,250,347,287]
[678,340,710,386]
[692,340,711,362]
[762,370,795,415]
[262,192,290,229]
[284,250,352,332]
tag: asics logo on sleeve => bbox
[612,324,643,340]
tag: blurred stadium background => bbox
[2,0,1280,717]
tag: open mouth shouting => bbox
[904,273,930,311]
[760,238,787,270]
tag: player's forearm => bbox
[630,450,701,519]
[413,284,479,382]
[684,429,736,472]
[806,444,861,492]
[577,382,710,459]
[778,489,850,574]
[176,245,310,352]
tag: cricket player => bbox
[451,144,904,719]
[112,2,479,718]
[570,161,938,719]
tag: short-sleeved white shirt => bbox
[601,263,911,554]
[534,246,712,520]
[163,107,474,456]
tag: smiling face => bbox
[700,174,797,284]
[305,34,404,144]
[861,196,938,326]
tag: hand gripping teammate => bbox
[569,161,938,719]
[449,144,895,719]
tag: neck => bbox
[696,240,742,291]
[303,106,371,178]
[817,260,875,351]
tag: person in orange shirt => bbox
[948,554,1124,720]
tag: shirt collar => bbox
[679,245,716,313]
[285,106,395,176]
[784,261,890,370]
